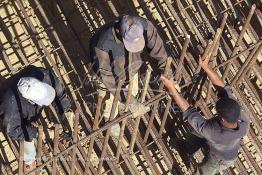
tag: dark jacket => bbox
[183,85,250,161]
[90,16,168,95]
[0,65,70,141]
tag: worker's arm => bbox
[199,58,225,88]
[200,58,250,127]
[146,20,168,71]
[1,91,37,141]
[160,75,213,138]
[5,117,37,141]
[160,75,189,111]
[48,70,71,114]
[94,47,117,95]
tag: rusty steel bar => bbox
[143,100,159,143]
[214,40,262,70]
[176,0,206,46]
[140,64,153,103]
[69,107,80,175]
[51,124,60,175]
[207,28,222,60]
[0,17,29,66]
[174,34,191,81]
[26,92,167,174]
[242,81,262,115]
[33,0,82,84]
[97,79,123,175]
[153,0,182,49]
[115,73,134,162]
[6,0,260,174]
[231,43,262,85]
[144,57,172,143]
[194,41,213,74]
[206,15,227,103]
[36,126,43,175]
[129,65,152,152]
[18,140,24,175]
[231,4,257,58]
[163,0,188,35]
[204,28,222,104]
[104,138,166,174]
[159,97,172,135]
[15,0,63,80]
[83,96,103,175]
[137,88,174,171]
[107,0,119,17]
[195,0,215,35]
[222,4,256,81]
[79,104,121,175]
[211,13,228,60]
[0,42,16,73]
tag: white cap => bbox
[17,77,56,106]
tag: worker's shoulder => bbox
[16,65,49,82]
[205,117,223,133]
[131,16,149,29]
[0,88,17,110]
[91,22,115,49]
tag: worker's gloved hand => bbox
[128,98,150,118]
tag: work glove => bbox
[128,98,150,118]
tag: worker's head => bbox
[17,77,56,106]
[120,15,145,53]
[216,98,240,124]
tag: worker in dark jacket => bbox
[90,15,170,137]
[0,65,71,171]
[160,57,250,175]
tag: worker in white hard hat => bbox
[0,65,71,173]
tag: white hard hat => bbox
[17,77,56,106]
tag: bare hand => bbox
[160,75,174,89]
[199,56,210,70]
[160,75,180,92]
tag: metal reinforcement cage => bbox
[0,0,261,175]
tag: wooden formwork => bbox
[0,0,261,175]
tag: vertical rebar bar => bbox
[36,126,43,175]
[129,65,152,153]
[52,124,60,174]
[97,80,123,175]
[159,97,172,135]
[70,107,80,175]
[84,96,103,175]
[231,43,262,85]
[222,4,256,81]
[18,140,24,175]
[174,35,190,81]
[143,57,172,143]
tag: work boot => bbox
[24,160,36,175]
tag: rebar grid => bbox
[0,0,261,175]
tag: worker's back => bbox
[205,115,249,161]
